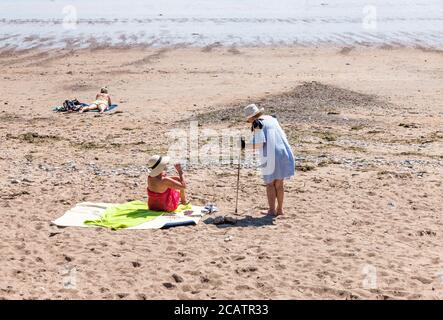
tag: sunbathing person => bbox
[146,155,188,212]
[79,87,111,113]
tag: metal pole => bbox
[234,144,241,214]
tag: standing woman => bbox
[242,104,295,216]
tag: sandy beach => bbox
[0,45,442,299]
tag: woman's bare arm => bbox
[241,136,264,150]
[174,163,186,188]
[246,142,264,150]
[163,176,186,191]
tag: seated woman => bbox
[79,87,111,113]
[146,155,188,212]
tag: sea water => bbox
[0,0,442,50]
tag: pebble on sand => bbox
[172,274,184,283]
[163,282,176,289]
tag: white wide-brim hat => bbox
[147,155,170,177]
[244,103,264,121]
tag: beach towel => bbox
[84,200,191,230]
[52,201,206,230]
[53,104,118,113]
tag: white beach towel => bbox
[52,202,206,230]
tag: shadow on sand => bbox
[204,215,275,228]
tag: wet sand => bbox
[0,46,442,299]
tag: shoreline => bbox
[1,41,443,54]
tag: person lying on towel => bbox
[79,87,112,113]
[146,155,188,212]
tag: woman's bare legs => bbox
[179,189,187,205]
[97,103,107,113]
[79,104,98,113]
[170,176,188,205]
[274,179,284,215]
[266,182,277,215]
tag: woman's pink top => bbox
[147,187,180,212]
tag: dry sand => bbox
[0,45,442,299]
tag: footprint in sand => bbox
[258,252,270,260]
[235,284,251,291]
[116,293,129,299]
[200,275,210,283]
[235,266,258,275]
[99,287,109,293]
[136,293,147,300]
[282,223,291,228]
[411,276,433,285]
[181,284,193,292]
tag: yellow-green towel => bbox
[84,200,192,230]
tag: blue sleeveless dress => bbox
[251,116,295,184]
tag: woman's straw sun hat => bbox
[244,104,264,120]
[147,155,170,177]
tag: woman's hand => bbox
[173,163,186,188]
[174,163,183,175]
[240,136,246,150]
